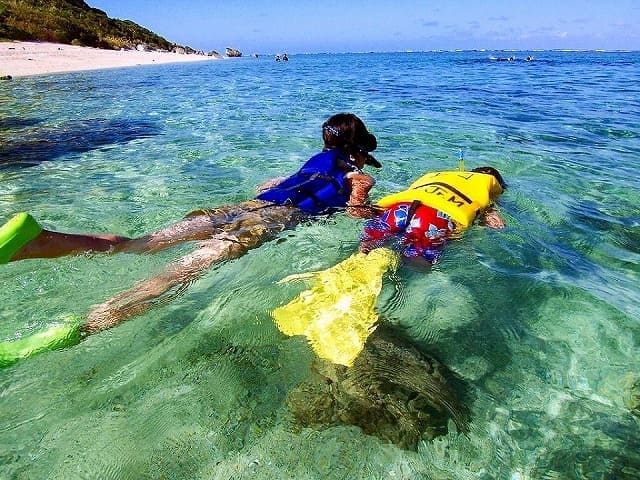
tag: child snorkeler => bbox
[271,165,507,368]
[359,166,506,263]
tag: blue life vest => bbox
[256,149,353,214]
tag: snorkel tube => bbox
[458,149,465,172]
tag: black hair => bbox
[471,166,507,189]
[322,113,381,168]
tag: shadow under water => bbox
[287,325,470,450]
[0,118,161,168]
[0,116,43,130]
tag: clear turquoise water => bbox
[1,51,639,479]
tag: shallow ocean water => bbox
[1,51,639,479]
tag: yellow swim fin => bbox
[272,248,398,366]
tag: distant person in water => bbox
[1,113,381,333]
[360,166,506,263]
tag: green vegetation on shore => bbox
[0,0,179,51]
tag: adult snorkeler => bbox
[2,113,380,261]
[0,113,382,365]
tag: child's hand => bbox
[483,209,505,229]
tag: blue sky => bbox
[90,0,640,53]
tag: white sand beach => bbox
[0,41,217,78]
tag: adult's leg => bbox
[0,204,305,367]
[11,230,130,261]
[113,200,271,254]
[81,205,306,335]
[15,208,227,259]
[82,233,246,334]
[8,201,262,260]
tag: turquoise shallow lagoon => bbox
[1,51,639,478]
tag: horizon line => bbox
[242,48,639,56]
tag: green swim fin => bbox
[0,320,82,368]
[0,213,42,264]
[272,248,398,366]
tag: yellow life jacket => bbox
[375,171,503,228]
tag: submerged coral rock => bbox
[287,326,469,450]
[620,373,640,418]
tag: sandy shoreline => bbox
[0,41,218,78]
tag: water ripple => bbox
[2,51,640,479]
